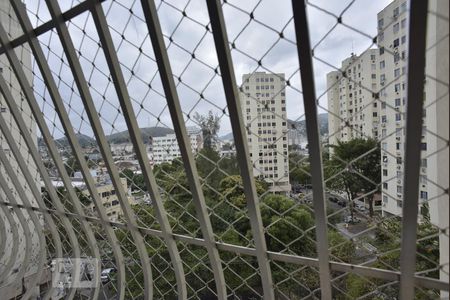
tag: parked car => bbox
[329,196,339,203]
[356,203,367,212]
[337,199,347,207]
[101,268,117,283]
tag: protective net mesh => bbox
[0,0,448,299]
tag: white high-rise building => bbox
[148,127,203,164]
[0,1,41,298]
[240,72,290,193]
[426,0,449,295]
[327,49,380,146]
[376,0,419,217]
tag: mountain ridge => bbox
[38,127,175,148]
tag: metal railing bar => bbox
[291,0,332,298]
[89,1,190,298]
[0,184,28,288]
[0,12,102,298]
[206,1,275,298]
[0,0,107,56]
[0,148,50,300]
[399,0,429,298]
[7,1,127,298]
[138,0,227,298]
[0,198,448,292]
[0,200,8,264]
[0,88,82,299]
[0,176,33,298]
[44,1,155,298]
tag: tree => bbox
[326,138,380,217]
[194,110,220,149]
[64,155,95,176]
[289,152,311,187]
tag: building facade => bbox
[376,0,418,216]
[83,177,136,222]
[148,127,202,164]
[426,0,449,294]
[240,72,290,193]
[327,49,380,146]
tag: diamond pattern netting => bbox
[0,0,447,299]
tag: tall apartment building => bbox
[148,127,202,164]
[376,0,418,217]
[426,0,449,294]
[240,72,290,193]
[0,0,42,298]
[327,49,380,146]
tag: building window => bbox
[379,47,384,55]
[0,107,6,113]
[401,35,406,44]
[421,158,427,167]
[395,83,401,93]
[420,175,427,184]
[401,2,407,12]
[394,68,400,77]
[420,191,428,200]
[378,18,384,29]
[380,60,385,69]
[383,195,388,203]
[401,18,407,29]
[393,38,400,47]
[395,113,401,121]
[395,98,401,107]
[393,23,400,33]
[381,115,387,123]
[421,143,427,150]
[393,7,400,18]
[383,169,388,176]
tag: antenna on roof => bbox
[351,40,354,56]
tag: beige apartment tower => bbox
[240,72,290,193]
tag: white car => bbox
[101,268,117,283]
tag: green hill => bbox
[39,127,174,148]
[107,127,174,144]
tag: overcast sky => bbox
[19,0,391,138]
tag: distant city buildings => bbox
[148,126,203,164]
[83,177,135,222]
[49,173,135,222]
[240,72,290,193]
